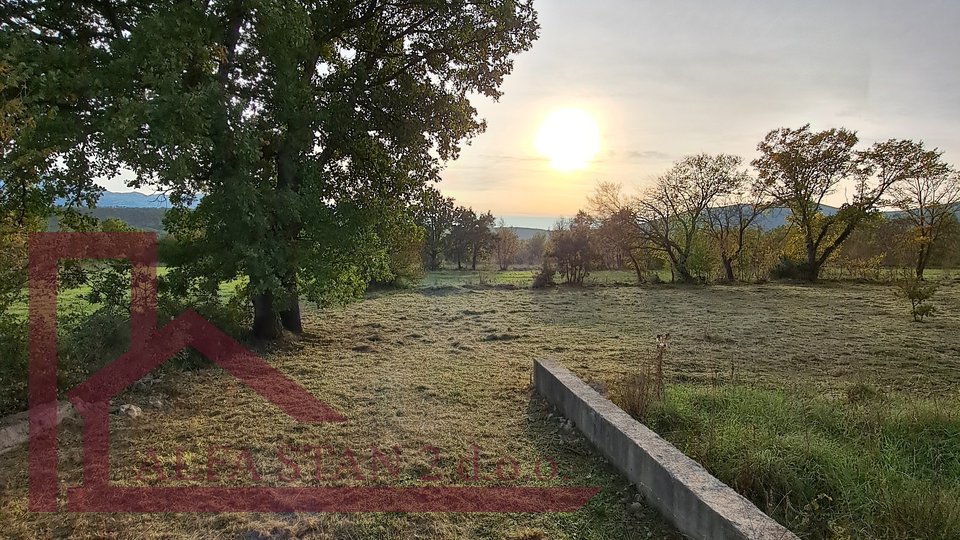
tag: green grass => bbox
[636,385,960,538]
[4,266,243,321]
[5,285,92,320]
[419,268,670,289]
[2,276,959,537]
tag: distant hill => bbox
[752,205,960,230]
[51,190,180,208]
[507,226,547,240]
[751,206,837,230]
[96,191,178,208]
[47,207,167,233]
[88,207,167,232]
[47,190,188,232]
[49,193,956,236]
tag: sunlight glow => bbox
[534,108,601,172]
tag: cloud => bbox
[625,150,672,161]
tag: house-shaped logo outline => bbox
[28,232,598,513]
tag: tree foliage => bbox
[492,221,520,270]
[753,126,921,281]
[414,186,454,271]
[2,0,539,337]
[594,155,744,283]
[549,211,597,285]
[702,161,769,281]
[887,148,958,279]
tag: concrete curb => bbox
[534,359,798,540]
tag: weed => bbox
[611,334,668,421]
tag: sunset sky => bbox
[439,0,960,228]
[98,1,960,229]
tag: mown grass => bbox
[638,385,960,539]
[420,268,670,289]
[1,275,958,538]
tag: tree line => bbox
[543,125,960,285]
[412,185,544,273]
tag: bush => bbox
[769,255,805,280]
[531,262,557,289]
[0,266,253,416]
[898,276,939,322]
[0,315,29,415]
[0,305,130,417]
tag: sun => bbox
[534,108,601,172]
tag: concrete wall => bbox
[533,359,798,540]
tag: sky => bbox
[99,0,960,229]
[437,0,960,228]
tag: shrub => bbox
[0,305,131,417]
[770,255,805,280]
[0,315,29,415]
[531,261,557,289]
[898,276,939,322]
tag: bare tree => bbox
[626,154,741,282]
[887,148,958,279]
[590,182,661,283]
[702,165,771,282]
[493,221,522,270]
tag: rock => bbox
[1,401,76,455]
[630,502,643,513]
[119,404,143,419]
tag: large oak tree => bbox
[2,0,538,337]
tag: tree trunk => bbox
[805,241,820,282]
[628,253,644,284]
[471,248,478,271]
[280,301,302,333]
[252,291,283,339]
[279,272,303,333]
[722,257,735,282]
[916,244,928,280]
[671,255,693,283]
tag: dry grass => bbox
[2,277,958,538]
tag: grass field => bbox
[4,266,241,321]
[419,268,657,289]
[1,274,959,538]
